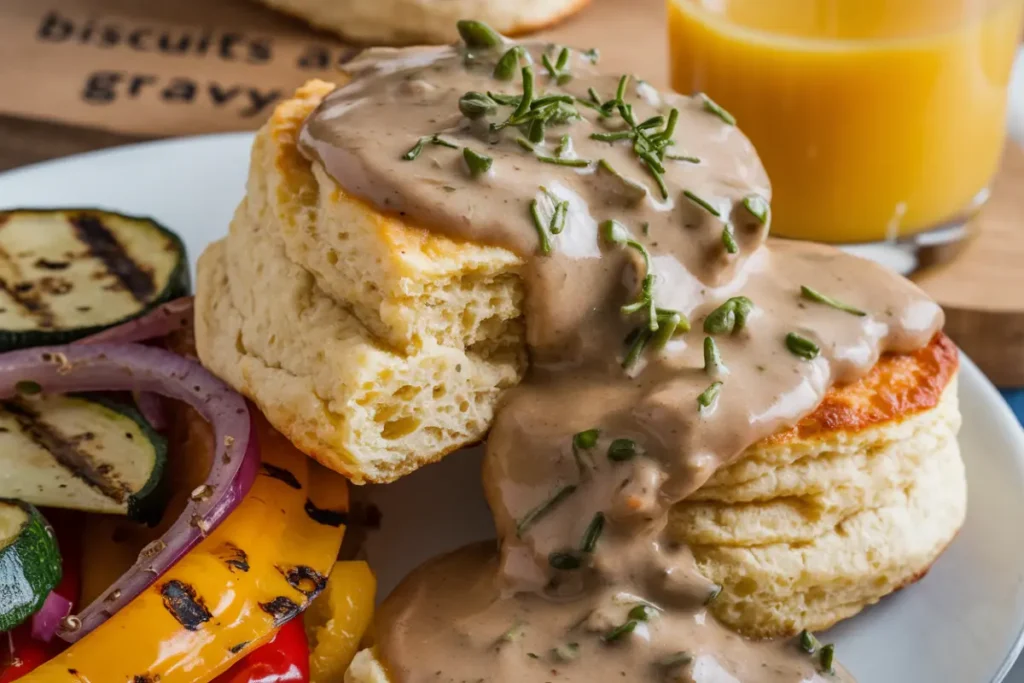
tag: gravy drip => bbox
[301,41,944,683]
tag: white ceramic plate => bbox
[1,114,1024,681]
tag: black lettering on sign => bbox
[249,38,273,64]
[297,44,361,70]
[162,78,197,104]
[219,33,242,61]
[242,89,281,117]
[209,83,242,106]
[128,75,158,97]
[99,25,121,48]
[37,11,73,42]
[158,32,193,55]
[82,71,122,104]
[128,28,152,51]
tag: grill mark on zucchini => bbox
[261,462,302,489]
[2,399,131,504]
[69,213,156,303]
[160,579,212,631]
[278,565,328,598]
[259,596,301,626]
[0,268,56,330]
[304,498,348,527]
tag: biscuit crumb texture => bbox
[671,379,965,638]
[195,80,526,483]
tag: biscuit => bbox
[253,0,591,45]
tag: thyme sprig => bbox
[401,134,458,161]
[542,46,573,84]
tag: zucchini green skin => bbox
[0,393,169,525]
[0,207,191,352]
[78,393,169,525]
[0,499,62,631]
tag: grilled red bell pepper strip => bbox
[216,619,309,683]
[1,628,55,683]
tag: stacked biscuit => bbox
[197,84,967,676]
[195,80,527,484]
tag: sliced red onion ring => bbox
[133,391,168,432]
[78,297,194,346]
[0,343,259,643]
[31,591,73,643]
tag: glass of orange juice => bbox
[667,0,1024,253]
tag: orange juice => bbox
[668,0,1024,243]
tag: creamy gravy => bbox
[301,35,943,683]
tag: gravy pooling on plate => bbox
[299,26,943,683]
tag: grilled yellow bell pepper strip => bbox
[20,413,349,683]
[306,561,377,683]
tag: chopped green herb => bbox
[704,584,722,604]
[552,642,580,662]
[615,74,630,103]
[537,155,590,167]
[651,310,684,349]
[549,551,582,570]
[602,620,638,643]
[742,194,770,224]
[628,604,656,621]
[637,115,666,131]
[607,438,640,462]
[488,91,522,106]
[583,47,600,64]
[658,652,693,669]
[699,93,736,125]
[786,332,820,360]
[800,286,867,316]
[459,91,498,119]
[798,630,821,655]
[516,137,536,152]
[527,652,540,660]
[682,190,721,217]
[703,296,754,335]
[697,381,723,411]
[556,134,574,159]
[703,336,725,375]
[527,118,546,144]
[541,48,573,85]
[15,380,42,396]
[819,643,836,675]
[463,147,493,176]
[622,327,651,370]
[580,512,605,552]
[722,224,739,254]
[499,622,526,643]
[573,429,599,450]
[660,108,680,141]
[402,134,457,161]
[529,199,553,255]
[491,66,535,132]
[493,46,524,80]
[641,221,650,235]
[516,484,577,536]
[666,153,701,163]
[588,86,602,104]
[456,20,504,49]
[430,135,458,149]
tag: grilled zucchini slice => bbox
[0,393,168,522]
[0,208,190,350]
[0,499,62,631]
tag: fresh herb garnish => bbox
[658,652,693,669]
[651,310,686,349]
[516,137,536,152]
[537,156,591,167]
[703,336,725,376]
[785,332,820,360]
[516,484,577,536]
[538,188,570,235]
[573,429,599,450]
[580,512,604,552]
[463,147,493,176]
[583,47,600,64]
[607,438,640,462]
[549,551,582,570]
[552,642,580,662]
[401,134,458,161]
[529,199,553,255]
[556,134,574,159]
[800,286,866,316]
[527,118,546,144]
[602,619,638,643]
[456,19,504,49]
[628,604,657,621]
[742,194,770,224]
[721,225,739,254]
[819,643,836,675]
[699,93,736,125]
[666,153,701,163]
[703,296,754,335]
[601,220,657,329]
[493,46,526,80]
[499,621,526,643]
[541,46,573,84]
[459,91,498,119]
[798,630,821,654]
[697,381,723,411]
[492,66,535,132]
[682,190,721,217]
